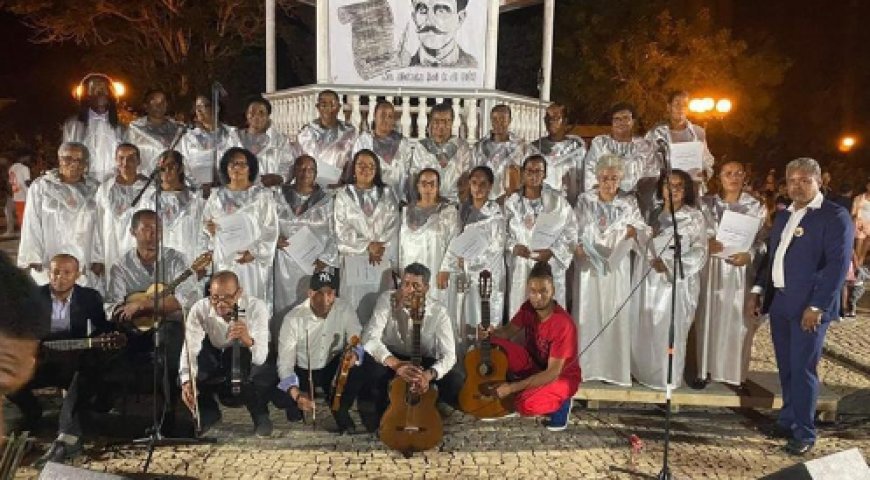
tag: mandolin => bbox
[379,292,443,455]
[458,270,512,418]
[116,251,212,331]
[331,335,360,413]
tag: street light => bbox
[839,135,857,152]
[71,78,126,99]
[689,96,733,116]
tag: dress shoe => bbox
[198,408,223,437]
[34,440,83,468]
[253,414,273,438]
[689,378,709,390]
[784,438,814,456]
[329,410,362,435]
[760,423,792,440]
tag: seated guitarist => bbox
[180,271,274,437]
[478,261,580,432]
[360,263,461,432]
[6,253,115,466]
[276,271,365,434]
[104,209,199,434]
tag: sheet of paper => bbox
[449,226,488,260]
[670,141,704,172]
[714,210,761,259]
[285,226,325,274]
[187,152,215,185]
[344,254,387,287]
[215,212,256,258]
[315,160,343,186]
[529,211,562,250]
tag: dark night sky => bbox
[0,2,867,172]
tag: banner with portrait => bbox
[328,0,488,88]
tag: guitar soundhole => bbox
[405,391,421,406]
[478,362,493,377]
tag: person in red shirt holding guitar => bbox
[478,261,580,431]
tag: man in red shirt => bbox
[480,261,580,431]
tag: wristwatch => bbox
[808,306,822,313]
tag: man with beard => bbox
[63,74,126,183]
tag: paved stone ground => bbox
[3,233,870,479]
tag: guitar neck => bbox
[161,268,194,297]
[42,338,94,352]
[480,298,492,358]
[412,321,423,367]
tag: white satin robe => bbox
[203,186,278,310]
[353,131,413,203]
[410,137,474,203]
[140,188,209,265]
[237,126,300,183]
[530,136,587,204]
[92,175,152,290]
[645,121,715,193]
[398,202,459,326]
[695,193,767,385]
[273,186,339,318]
[125,117,184,175]
[473,134,527,200]
[573,191,648,386]
[631,206,708,390]
[504,187,578,317]
[17,170,101,289]
[180,124,240,186]
[583,135,657,191]
[334,185,400,325]
[298,120,358,181]
[62,114,126,183]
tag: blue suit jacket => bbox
[756,199,853,322]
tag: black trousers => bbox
[124,320,185,411]
[282,354,366,419]
[194,340,274,420]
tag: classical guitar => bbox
[379,292,443,455]
[331,335,360,413]
[41,331,127,354]
[458,270,512,418]
[116,251,212,331]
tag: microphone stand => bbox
[657,139,683,480]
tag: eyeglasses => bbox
[524,168,545,175]
[210,289,239,303]
[59,155,85,165]
[228,161,249,169]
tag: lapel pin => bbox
[794,226,804,238]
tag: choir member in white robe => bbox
[204,148,279,311]
[17,142,100,289]
[273,155,339,321]
[473,105,526,203]
[180,94,241,189]
[645,91,715,193]
[505,155,578,317]
[334,150,400,324]
[398,168,459,324]
[632,169,708,390]
[237,97,300,188]
[573,155,649,386]
[297,90,358,187]
[694,160,767,387]
[530,103,587,205]
[582,103,658,216]
[442,166,506,345]
[352,100,413,203]
[141,151,209,266]
[409,102,473,203]
[92,143,151,290]
[125,89,185,175]
[62,74,126,183]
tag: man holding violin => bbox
[180,271,273,437]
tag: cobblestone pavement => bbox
[4,232,870,479]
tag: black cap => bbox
[310,271,338,291]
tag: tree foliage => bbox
[553,2,791,146]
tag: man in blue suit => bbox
[748,157,853,455]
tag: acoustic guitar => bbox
[41,331,127,355]
[458,270,512,418]
[116,251,212,332]
[379,293,443,455]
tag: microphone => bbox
[656,138,671,175]
[655,138,669,152]
[213,81,228,98]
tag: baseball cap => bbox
[310,271,338,291]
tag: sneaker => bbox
[253,414,273,438]
[544,399,573,432]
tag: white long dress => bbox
[17,170,100,289]
[125,117,184,175]
[180,123,240,187]
[573,190,648,386]
[504,186,578,317]
[353,131,413,203]
[631,205,708,390]
[62,113,126,183]
[645,121,715,194]
[237,126,300,183]
[695,192,768,385]
[273,185,339,319]
[409,137,474,203]
[334,184,400,325]
[297,120,358,183]
[530,136,587,204]
[398,201,459,325]
[203,185,278,310]
[582,135,659,216]
[473,134,527,201]
[92,175,152,290]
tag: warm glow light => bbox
[715,99,732,113]
[73,85,83,99]
[112,81,126,97]
[839,135,857,152]
[701,97,715,111]
[689,99,705,113]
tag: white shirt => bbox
[276,297,362,391]
[362,290,456,380]
[50,291,73,333]
[179,295,270,384]
[8,163,30,202]
[772,191,824,289]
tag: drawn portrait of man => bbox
[409,0,477,68]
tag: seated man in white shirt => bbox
[180,271,274,437]
[360,262,461,432]
[277,271,365,434]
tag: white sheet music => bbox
[529,211,562,250]
[670,141,704,172]
[315,160,343,186]
[715,210,761,258]
[344,254,387,286]
[285,226,325,274]
[188,151,215,184]
[215,212,256,257]
[448,226,488,260]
